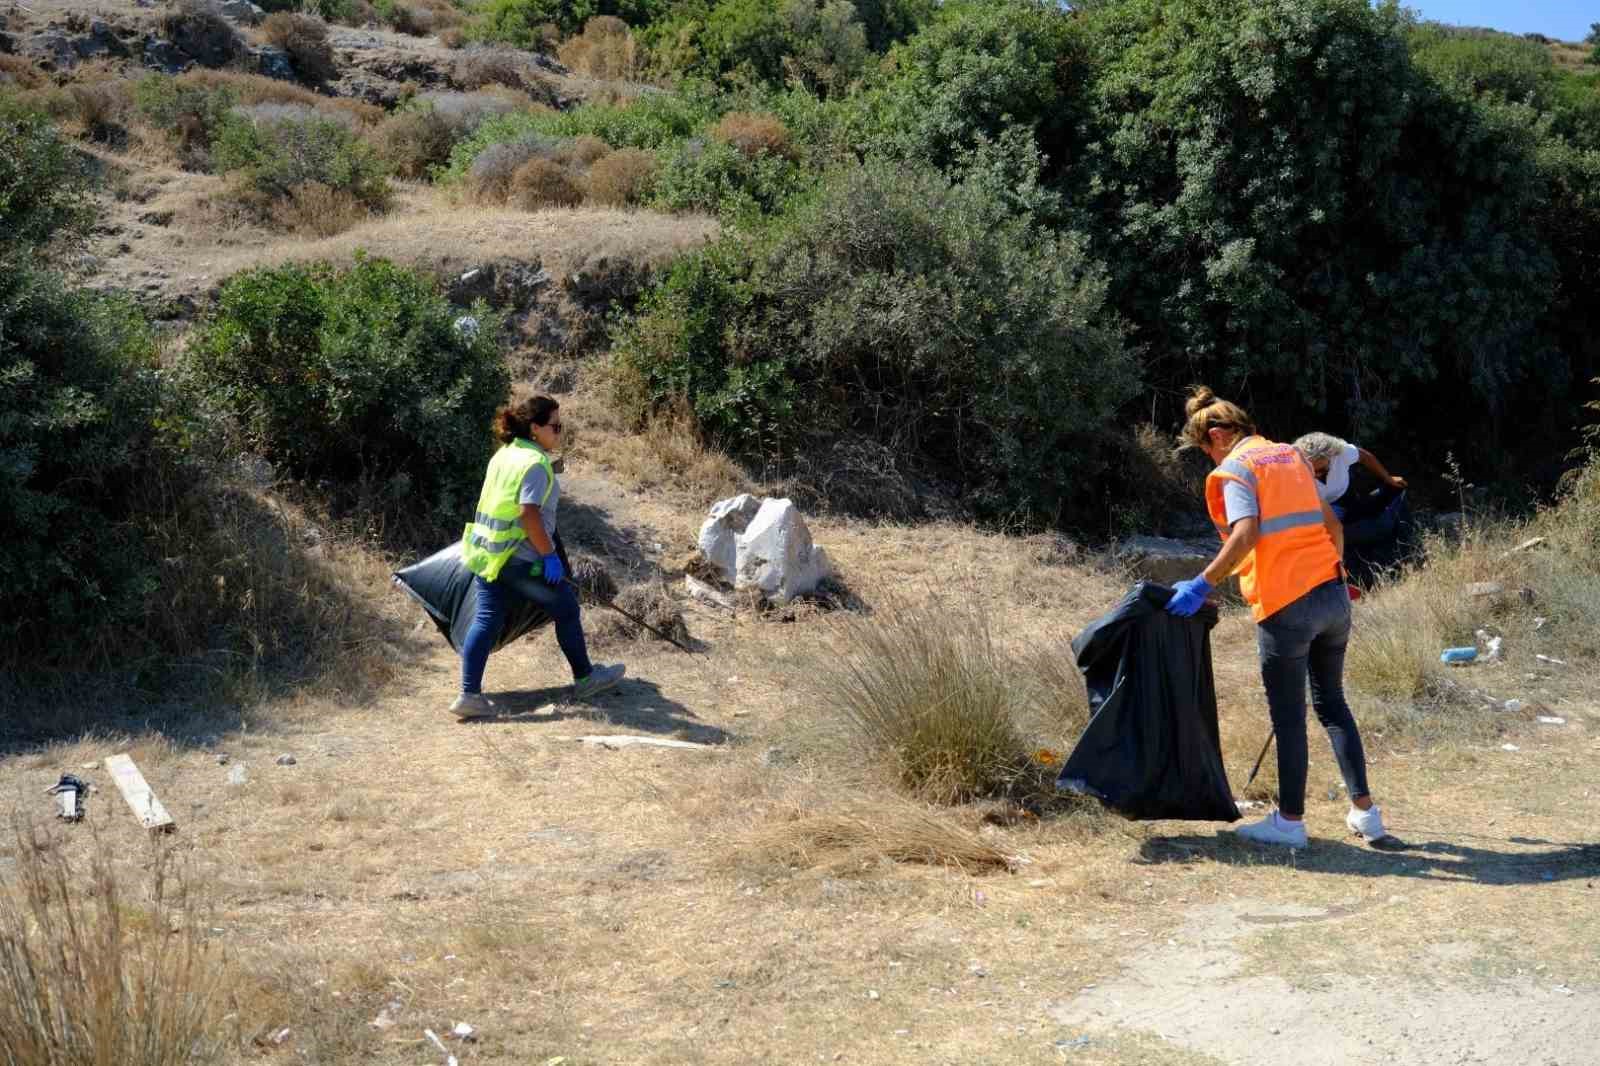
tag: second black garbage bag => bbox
[1056,582,1240,822]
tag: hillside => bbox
[4,1,1600,1064]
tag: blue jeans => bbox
[1258,578,1371,818]
[460,560,593,694]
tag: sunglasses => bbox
[544,421,563,433]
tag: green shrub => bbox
[214,107,391,210]
[1,110,169,654]
[650,134,802,216]
[133,75,237,168]
[617,152,1136,519]
[185,257,509,520]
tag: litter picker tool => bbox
[563,578,702,656]
[1243,729,1275,790]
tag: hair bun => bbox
[1185,385,1218,418]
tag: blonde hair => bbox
[1178,385,1256,451]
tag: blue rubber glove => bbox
[541,552,566,586]
[1165,575,1213,617]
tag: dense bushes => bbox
[214,105,391,221]
[0,110,168,651]
[616,154,1137,517]
[185,258,508,520]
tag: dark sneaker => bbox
[573,663,626,700]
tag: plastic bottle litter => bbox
[1441,647,1478,664]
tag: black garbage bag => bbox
[392,537,565,654]
[1056,582,1240,822]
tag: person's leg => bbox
[460,574,506,695]
[499,567,595,682]
[1258,600,1318,820]
[1306,584,1372,805]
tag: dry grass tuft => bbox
[586,146,657,206]
[509,156,585,208]
[556,15,644,80]
[809,598,1036,804]
[0,827,223,1066]
[574,397,748,502]
[738,795,1018,874]
[261,12,337,85]
[556,133,611,168]
[568,552,619,604]
[178,69,384,125]
[0,54,49,90]
[267,180,374,236]
[590,580,690,648]
[711,111,795,160]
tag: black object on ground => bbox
[1057,582,1240,822]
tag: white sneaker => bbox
[1346,804,1386,842]
[449,692,497,719]
[1232,811,1308,849]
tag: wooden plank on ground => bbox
[103,753,175,832]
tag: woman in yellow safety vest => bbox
[1169,386,1387,848]
[452,394,625,719]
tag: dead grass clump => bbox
[711,111,795,160]
[267,180,373,235]
[261,12,338,85]
[578,402,747,499]
[556,15,643,80]
[605,581,691,646]
[0,829,223,1066]
[811,599,1034,804]
[388,0,464,36]
[369,105,455,178]
[567,552,619,605]
[586,146,657,206]
[466,133,560,200]
[0,54,49,90]
[557,133,611,168]
[509,156,584,208]
[177,69,385,125]
[67,78,133,142]
[454,47,530,91]
[740,796,1017,874]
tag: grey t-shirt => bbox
[1221,479,1258,527]
[512,462,560,563]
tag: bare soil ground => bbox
[4,450,1599,1065]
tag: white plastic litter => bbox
[1501,743,1520,752]
[1537,716,1566,725]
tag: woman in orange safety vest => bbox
[1168,387,1387,849]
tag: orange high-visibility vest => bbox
[1206,435,1341,622]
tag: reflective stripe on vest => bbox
[460,439,554,582]
[1206,436,1341,622]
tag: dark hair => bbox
[492,394,559,444]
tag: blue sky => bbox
[1405,0,1594,42]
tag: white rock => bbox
[1537,716,1566,725]
[227,764,249,786]
[698,495,832,603]
[1501,743,1520,752]
[697,494,762,580]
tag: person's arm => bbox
[520,503,554,556]
[1357,447,1406,489]
[1202,516,1259,586]
[1321,498,1345,559]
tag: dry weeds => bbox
[0,825,223,1066]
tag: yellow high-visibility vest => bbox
[460,439,553,581]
